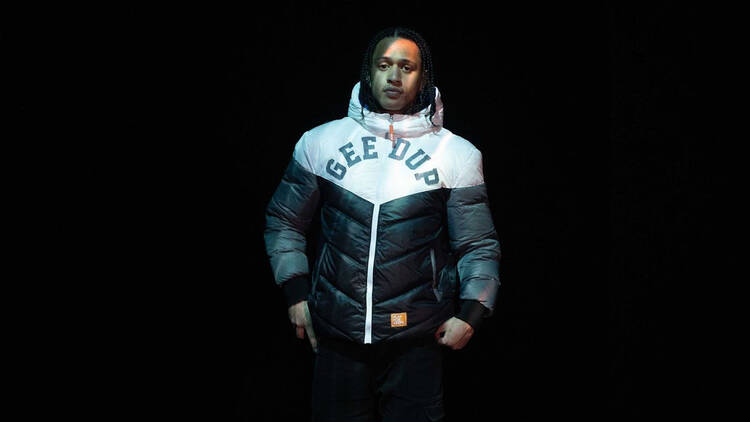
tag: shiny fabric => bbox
[264,82,501,345]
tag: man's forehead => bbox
[373,37,421,63]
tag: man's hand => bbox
[288,300,318,353]
[435,317,474,350]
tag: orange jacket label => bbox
[390,312,407,328]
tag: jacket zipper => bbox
[364,203,380,344]
[388,114,396,148]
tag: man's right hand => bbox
[288,300,318,353]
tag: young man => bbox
[264,27,501,422]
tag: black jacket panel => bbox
[264,157,320,295]
[317,177,372,302]
[446,183,501,315]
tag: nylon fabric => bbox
[264,81,501,345]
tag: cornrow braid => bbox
[358,27,439,125]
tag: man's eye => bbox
[378,63,389,70]
[402,66,412,72]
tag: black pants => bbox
[311,336,445,422]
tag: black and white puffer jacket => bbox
[264,82,501,345]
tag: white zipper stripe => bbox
[364,203,380,344]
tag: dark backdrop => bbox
[137,3,697,421]
[13,2,698,420]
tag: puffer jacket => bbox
[264,81,501,345]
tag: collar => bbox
[346,81,444,139]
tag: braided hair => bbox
[358,27,439,124]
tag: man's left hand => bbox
[435,317,474,350]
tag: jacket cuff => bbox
[282,275,310,307]
[456,299,489,330]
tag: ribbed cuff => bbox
[282,276,310,307]
[456,299,489,330]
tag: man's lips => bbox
[384,88,402,98]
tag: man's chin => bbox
[374,97,399,109]
[381,104,406,114]
[374,98,411,114]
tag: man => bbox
[264,27,501,422]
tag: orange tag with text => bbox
[390,312,407,328]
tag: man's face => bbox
[370,37,423,114]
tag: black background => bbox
[11,2,701,420]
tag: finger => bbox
[296,326,305,339]
[437,330,449,345]
[435,327,445,341]
[435,321,449,341]
[456,338,469,350]
[459,338,471,350]
[446,320,471,348]
[303,304,318,352]
[440,327,457,347]
[289,304,300,323]
[305,322,318,352]
[453,334,468,350]
[455,330,473,350]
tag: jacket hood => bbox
[347,81,444,139]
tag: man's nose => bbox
[387,66,402,85]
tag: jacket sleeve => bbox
[264,135,321,307]
[446,148,501,329]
